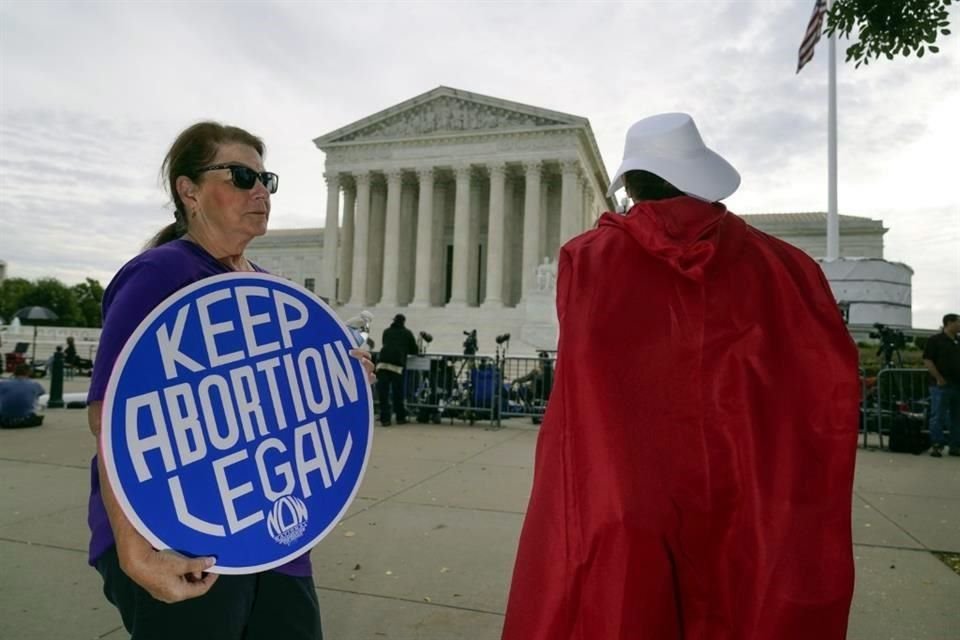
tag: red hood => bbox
[597,196,746,281]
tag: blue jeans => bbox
[929,384,960,447]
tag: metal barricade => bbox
[399,356,921,441]
[402,353,505,426]
[499,354,556,423]
[867,368,930,449]
[401,352,558,427]
[859,367,869,448]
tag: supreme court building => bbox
[246,86,912,353]
[314,86,611,312]
[262,86,613,352]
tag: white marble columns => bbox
[322,173,340,301]
[520,161,542,303]
[338,184,355,304]
[379,170,403,306]
[482,162,507,308]
[411,168,434,307]
[447,164,472,307]
[333,158,601,309]
[348,172,371,306]
[559,160,581,245]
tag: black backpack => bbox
[888,411,929,454]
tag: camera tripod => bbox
[488,338,510,428]
[877,344,904,369]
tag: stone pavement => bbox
[1,379,958,639]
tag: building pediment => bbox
[314,86,586,147]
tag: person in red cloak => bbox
[502,113,860,640]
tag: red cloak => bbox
[503,197,860,640]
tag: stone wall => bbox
[245,230,325,297]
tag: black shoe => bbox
[949,447,960,457]
[931,445,943,458]
[380,420,391,427]
[396,419,409,425]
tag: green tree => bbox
[0,278,34,324]
[828,0,953,67]
[1,277,105,328]
[21,278,82,326]
[71,278,104,328]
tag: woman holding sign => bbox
[86,122,374,639]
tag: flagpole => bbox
[826,0,839,261]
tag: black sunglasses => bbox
[197,163,279,194]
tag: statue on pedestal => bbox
[536,257,557,293]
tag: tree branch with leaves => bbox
[827,0,953,67]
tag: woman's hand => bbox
[350,348,376,383]
[117,532,218,603]
[90,401,218,604]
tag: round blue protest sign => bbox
[101,272,373,574]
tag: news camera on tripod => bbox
[417,331,433,355]
[424,330,480,424]
[870,323,911,369]
[489,334,511,426]
[463,329,478,356]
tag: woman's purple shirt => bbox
[86,239,311,577]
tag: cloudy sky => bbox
[1,1,957,328]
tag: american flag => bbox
[797,0,828,73]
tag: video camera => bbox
[869,323,910,350]
[463,329,478,356]
[869,323,912,368]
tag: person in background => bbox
[0,363,45,428]
[511,351,554,407]
[38,346,65,378]
[65,336,94,373]
[503,113,860,640]
[923,313,960,457]
[376,314,418,426]
[86,121,374,640]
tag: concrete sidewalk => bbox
[1,384,958,639]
